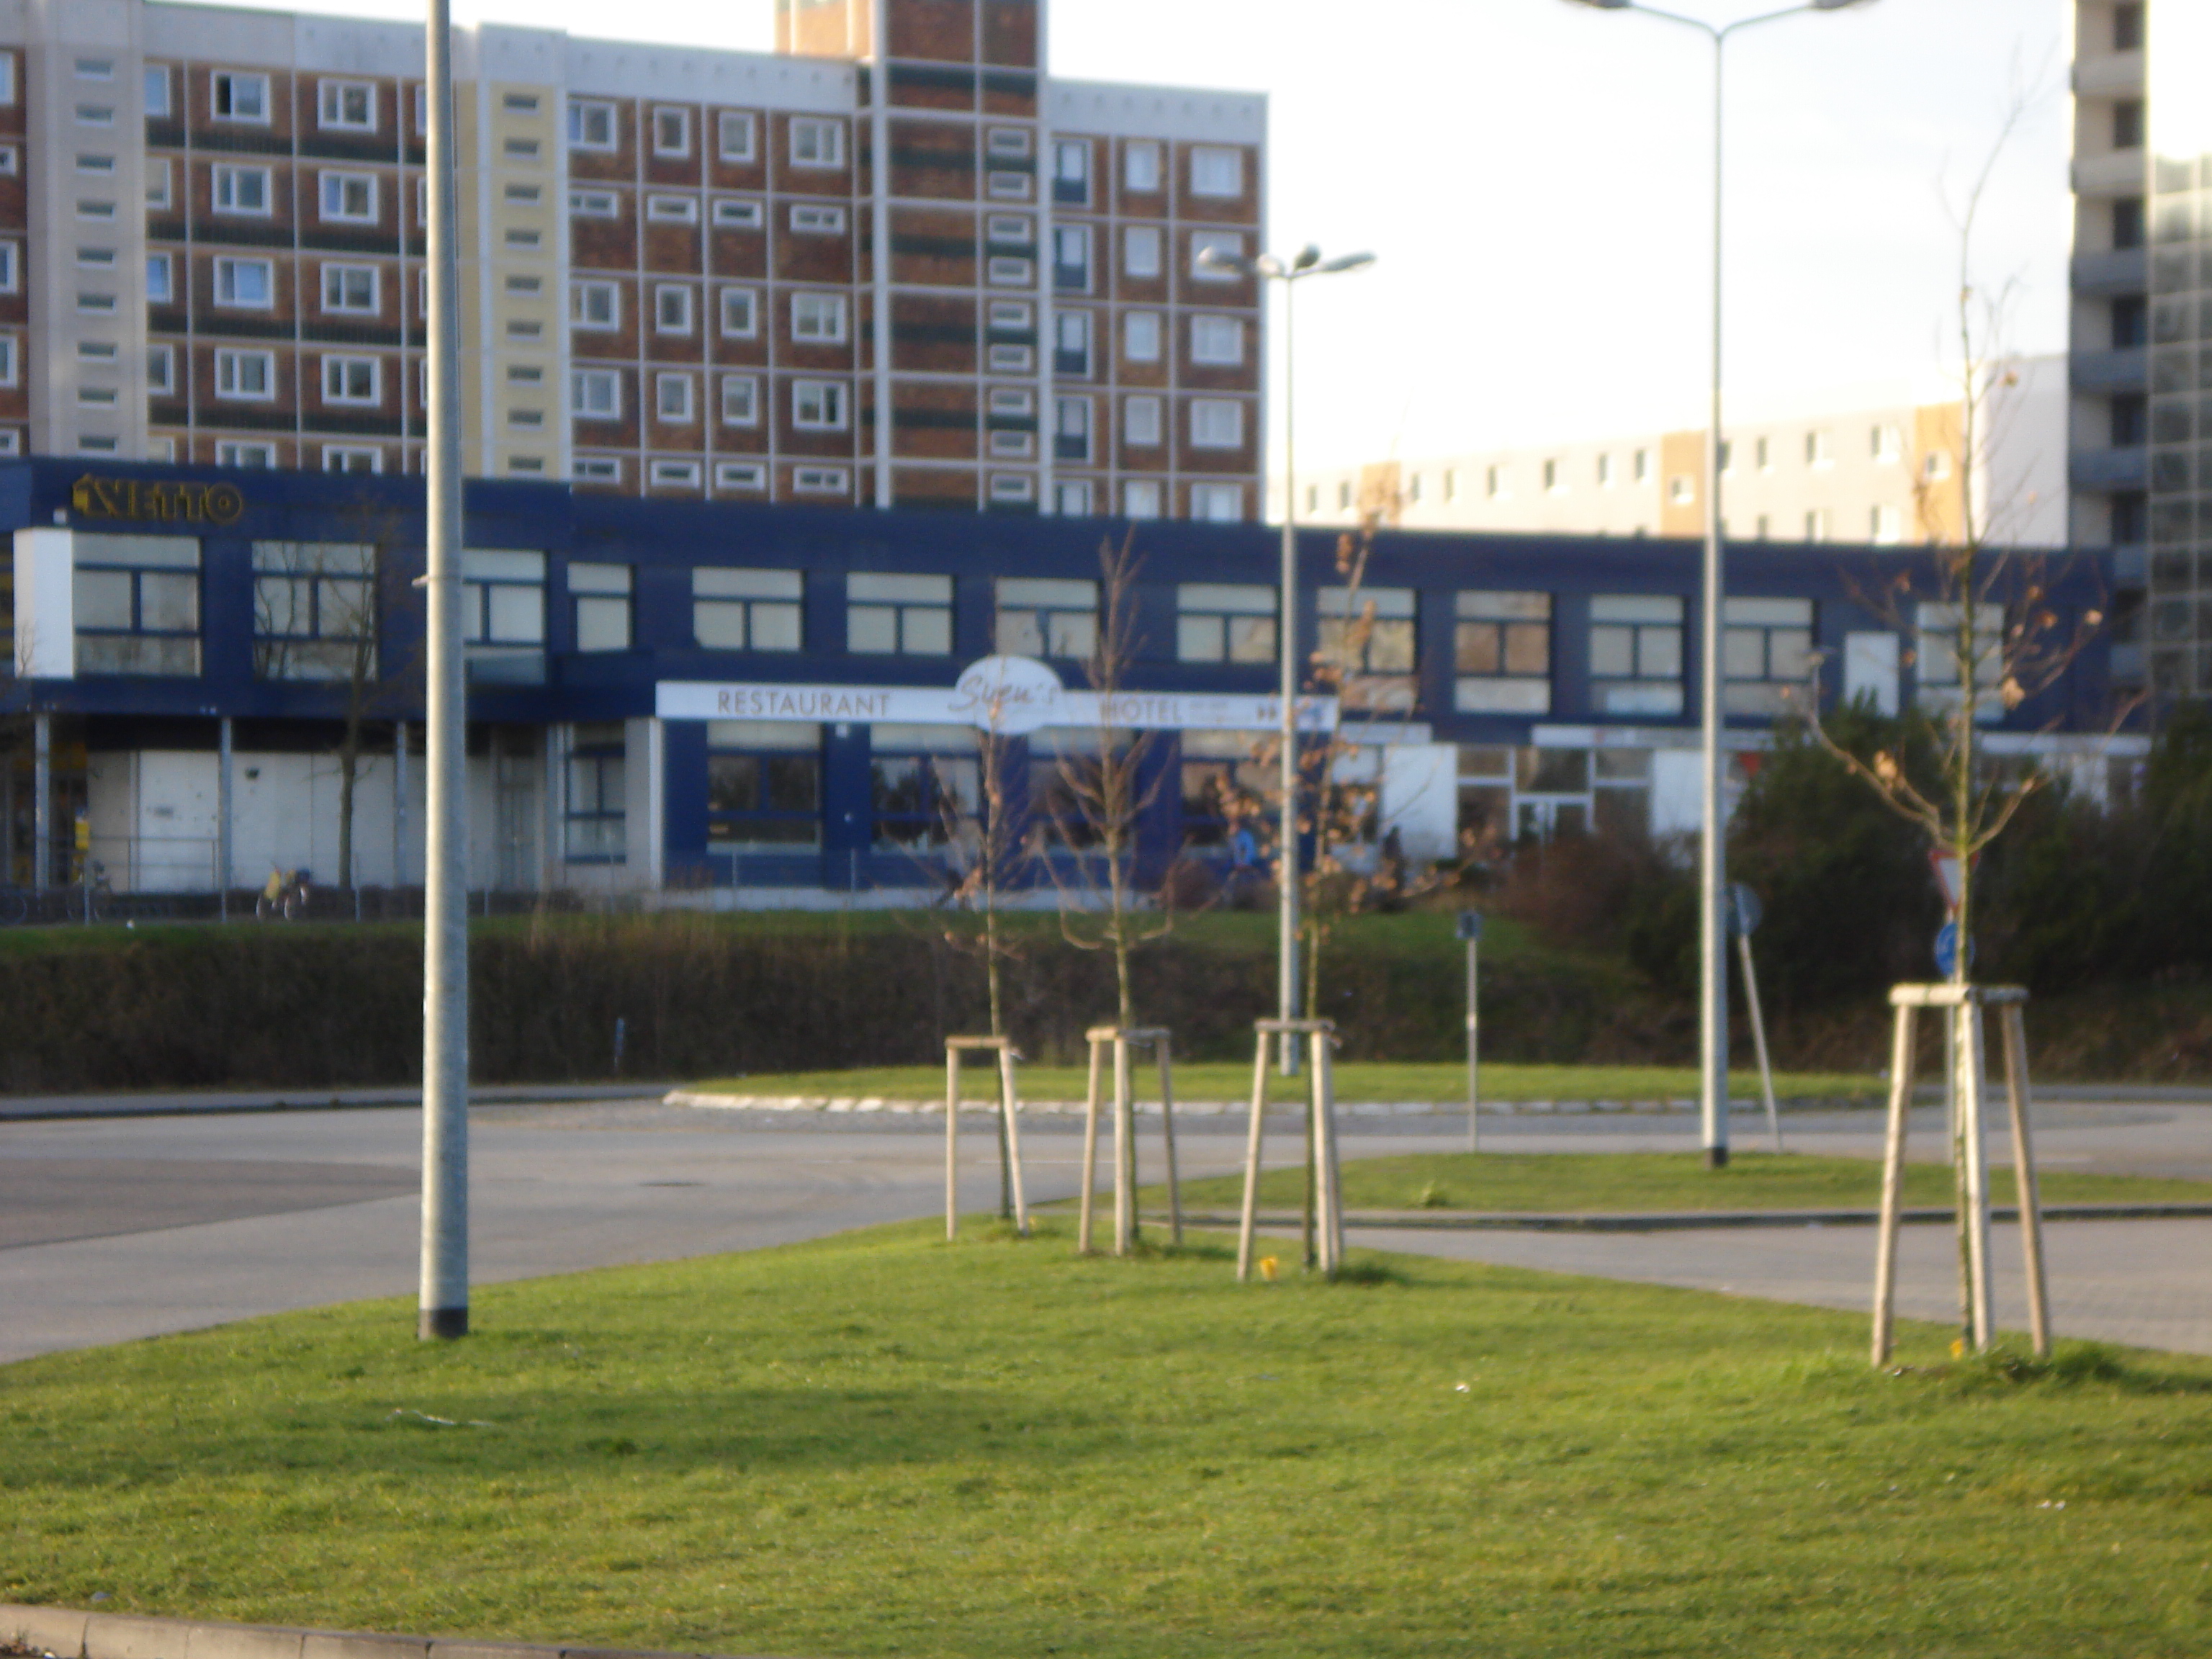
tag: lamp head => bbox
[1562,0,1634,9]
[1195,244,1255,278]
[1812,0,1876,8]
[1318,251,1377,274]
[1292,244,1323,271]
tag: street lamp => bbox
[1565,0,1874,1167]
[1197,241,1375,1071]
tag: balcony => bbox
[2071,446,2149,492]
[2072,50,2146,99]
[2072,148,2146,198]
[2071,246,2148,297]
[2072,346,2149,395]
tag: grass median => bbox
[5,1221,2211,1658]
[685,1060,1881,1104]
[1154,1150,2212,1215]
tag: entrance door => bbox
[493,750,539,891]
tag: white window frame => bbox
[570,279,620,331]
[649,459,703,489]
[650,106,691,157]
[1190,398,1245,450]
[323,446,384,475]
[211,71,270,124]
[321,354,380,405]
[1190,230,1242,280]
[570,189,618,219]
[1190,483,1243,523]
[789,204,847,234]
[711,198,764,230]
[719,374,760,427]
[653,283,695,336]
[1190,314,1244,367]
[322,262,378,313]
[653,372,696,425]
[1190,145,1243,197]
[217,441,278,468]
[318,79,377,132]
[567,99,616,151]
[0,336,19,386]
[572,368,621,421]
[145,251,173,304]
[793,466,850,495]
[791,291,848,343]
[213,256,275,309]
[645,194,700,225]
[790,117,844,168]
[145,158,172,210]
[716,111,757,163]
[1123,140,1161,192]
[1123,225,1162,279]
[715,461,768,492]
[145,343,174,395]
[719,286,760,338]
[1124,311,1161,364]
[792,379,849,431]
[212,164,272,216]
[214,347,277,402]
[1123,395,1162,446]
[319,171,378,224]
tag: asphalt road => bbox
[3,1095,2208,1364]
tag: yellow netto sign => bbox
[71,474,246,526]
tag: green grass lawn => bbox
[687,1061,1880,1103]
[1154,1150,2212,1214]
[4,1223,2210,1658]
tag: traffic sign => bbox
[1934,921,1975,979]
[1455,909,1484,943]
[1930,850,1969,915]
[1725,882,1762,938]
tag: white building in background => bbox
[1279,361,2069,549]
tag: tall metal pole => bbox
[32,711,49,892]
[1698,30,1730,1169]
[1277,276,1300,1074]
[419,0,469,1341]
[217,716,233,920]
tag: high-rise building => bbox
[2068,0,2151,690]
[6,0,1264,518]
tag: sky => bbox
[198,0,2074,474]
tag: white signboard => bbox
[656,657,1338,734]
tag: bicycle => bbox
[256,866,313,921]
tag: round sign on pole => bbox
[1933,921,1975,979]
[1725,882,1762,939]
[953,655,1064,735]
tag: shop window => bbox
[1177,582,1275,664]
[570,562,632,652]
[848,572,953,656]
[707,720,821,850]
[695,567,801,650]
[995,577,1097,659]
[565,722,626,860]
[252,540,374,680]
[460,548,546,684]
[1455,590,1550,714]
[1588,594,1684,716]
[1179,730,1269,850]
[870,724,979,850]
[1722,596,1814,716]
[73,533,199,675]
[1317,583,1417,712]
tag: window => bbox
[74,534,201,677]
[1872,423,1902,462]
[503,92,539,114]
[1667,474,1693,504]
[645,194,700,224]
[1722,596,1813,716]
[251,541,374,680]
[1053,395,1092,464]
[719,374,760,426]
[1122,480,1161,520]
[319,80,376,131]
[1190,145,1243,197]
[76,58,115,81]
[1924,450,1952,482]
[1318,585,1417,711]
[1190,230,1242,279]
[791,291,848,343]
[1121,224,1163,281]
[1124,140,1161,192]
[215,441,276,468]
[1588,595,1685,716]
[320,171,377,223]
[997,577,1097,659]
[1177,583,1275,664]
[1755,436,1771,471]
[1190,315,1244,366]
[1191,483,1242,521]
[986,254,1035,286]
[870,725,979,851]
[1052,224,1092,292]
[848,572,953,656]
[145,344,174,394]
[322,355,379,404]
[78,199,115,220]
[1053,312,1092,375]
[1595,454,1613,488]
[566,723,627,860]
[323,264,378,313]
[793,466,850,494]
[708,721,821,850]
[1804,508,1831,543]
[78,153,116,175]
[983,215,1032,250]
[212,164,271,215]
[1190,399,1244,449]
[717,111,756,162]
[1053,138,1090,204]
[986,168,1033,200]
[988,345,1035,373]
[711,198,764,229]
[145,158,172,210]
[654,372,695,423]
[214,349,276,400]
[652,107,691,156]
[989,475,1036,505]
[572,368,621,420]
[1056,480,1094,516]
[143,66,171,119]
[1871,504,1902,544]
[323,446,381,474]
[790,117,844,167]
[1805,429,1833,466]
[1454,591,1551,714]
[792,379,848,431]
[790,204,846,234]
[1634,448,1652,482]
[145,252,172,304]
[713,286,762,340]
[212,71,269,122]
[570,279,619,329]
[570,189,618,218]
[986,127,1032,159]
[568,99,616,150]
[1717,441,1733,475]
[76,104,114,127]
[653,284,694,335]
[78,292,117,315]
[1914,601,2004,719]
[695,567,802,651]
[459,549,547,683]
[555,563,633,655]
[1124,395,1162,446]
[573,457,621,484]
[0,243,19,294]
[1124,310,1162,363]
[715,461,767,492]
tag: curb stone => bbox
[0,1608,806,1659]
[664,1090,1876,1117]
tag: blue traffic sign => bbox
[1455,910,1484,942]
[1725,883,1763,938]
[1934,921,1975,979]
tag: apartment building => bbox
[7,0,1265,519]
[1282,368,2068,550]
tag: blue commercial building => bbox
[0,458,2131,901]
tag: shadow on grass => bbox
[1886,1341,2212,1397]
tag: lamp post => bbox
[1198,243,1375,1071]
[1564,0,1873,1166]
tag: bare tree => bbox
[936,691,1023,1040]
[1045,535,1172,1030]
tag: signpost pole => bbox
[1459,910,1483,1152]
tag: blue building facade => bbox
[1,459,2130,899]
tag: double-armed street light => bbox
[1197,243,1376,1071]
[1563,0,1875,1166]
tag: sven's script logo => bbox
[71,474,247,526]
[951,655,1065,734]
